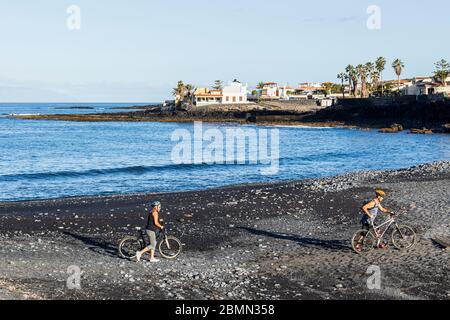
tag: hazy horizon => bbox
[1,0,449,102]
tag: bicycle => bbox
[118,229,182,260]
[351,212,416,254]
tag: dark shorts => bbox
[361,221,371,231]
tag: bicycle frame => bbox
[371,216,398,245]
[140,230,172,250]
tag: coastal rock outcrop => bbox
[442,123,450,133]
[410,128,434,134]
[379,123,404,133]
[305,97,450,132]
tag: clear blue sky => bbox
[0,0,448,102]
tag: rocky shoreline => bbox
[11,98,450,133]
[0,162,449,300]
[10,101,329,127]
[305,97,450,133]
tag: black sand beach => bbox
[0,162,449,300]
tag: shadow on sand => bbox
[63,232,117,257]
[238,227,350,251]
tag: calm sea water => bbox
[0,103,449,202]
[0,102,152,116]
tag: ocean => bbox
[0,103,449,202]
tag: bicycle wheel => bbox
[118,237,143,259]
[392,226,416,250]
[352,230,376,254]
[158,236,182,260]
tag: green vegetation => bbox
[337,72,348,98]
[392,59,405,93]
[434,59,449,86]
[345,65,358,97]
[340,57,403,98]
[356,64,369,98]
[172,80,186,99]
[212,80,224,91]
[375,57,386,96]
[321,82,334,97]
[172,80,194,108]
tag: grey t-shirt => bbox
[362,199,381,224]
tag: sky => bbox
[0,0,449,102]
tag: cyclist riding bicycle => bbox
[359,189,394,249]
[135,201,165,263]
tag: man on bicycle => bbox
[136,201,165,263]
[360,189,394,249]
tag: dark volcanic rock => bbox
[305,97,450,130]
[442,123,450,133]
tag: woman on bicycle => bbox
[360,189,393,249]
[136,201,165,263]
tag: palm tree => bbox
[392,59,405,94]
[365,62,375,96]
[172,80,186,98]
[257,82,265,89]
[185,84,195,95]
[173,81,192,107]
[346,65,358,97]
[375,57,386,96]
[356,64,369,98]
[186,84,196,106]
[434,59,450,86]
[337,72,348,98]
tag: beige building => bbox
[193,88,223,105]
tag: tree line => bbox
[337,58,449,98]
[171,59,449,104]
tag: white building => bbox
[222,80,249,104]
[259,82,279,98]
[194,80,249,106]
[402,76,450,96]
